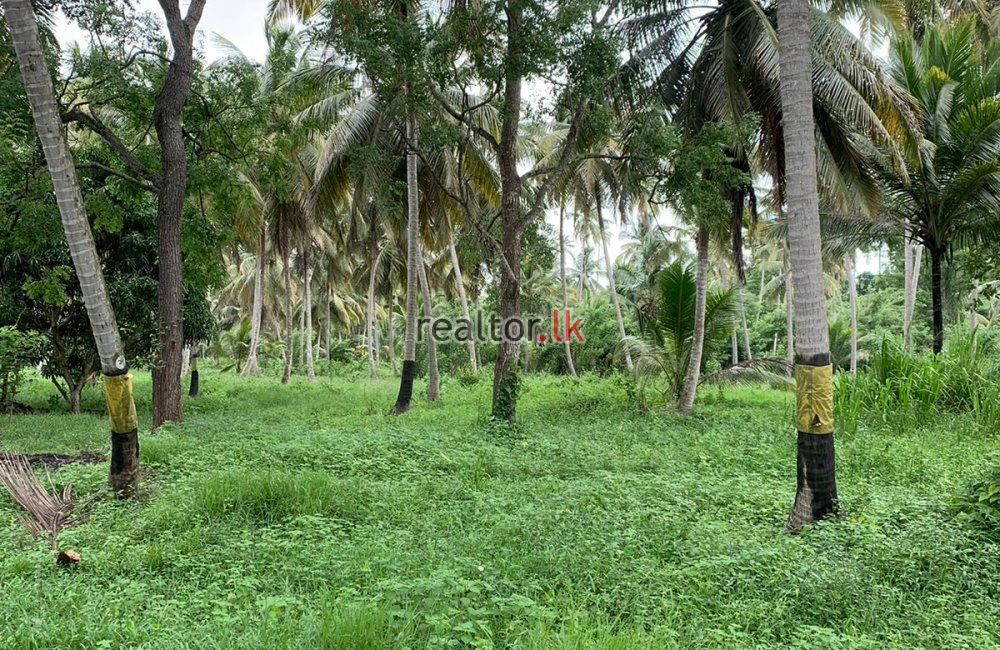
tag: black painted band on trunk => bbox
[110,429,139,476]
[792,429,838,520]
[392,360,415,414]
[188,369,199,397]
[795,352,831,367]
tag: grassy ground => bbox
[2,365,999,649]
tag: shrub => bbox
[0,327,47,412]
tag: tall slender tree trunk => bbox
[388,295,399,376]
[449,231,478,372]
[740,295,753,361]
[392,115,420,414]
[323,281,332,361]
[303,244,315,381]
[150,0,207,429]
[778,0,838,530]
[903,221,914,347]
[904,234,922,349]
[242,229,266,377]
[417,258,440,401]
[558,199,578,376]
[679,225,709,414]
[4,0,138,495]
[298,288,306,366]
[597,198,633,371]
[930,246,944,354]
[366,244,379,380]
[846,251,857,374]
[281,250,293,384]
[720,262,739,364]
[969,281,980,332]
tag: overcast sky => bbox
[53,2,879,278]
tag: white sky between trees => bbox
[54,0,882,281]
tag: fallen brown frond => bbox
[0,452,75,550]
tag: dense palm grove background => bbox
[3,0,1000,646]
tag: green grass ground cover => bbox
[1,367,999,648]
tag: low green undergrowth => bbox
[1,367,999,648]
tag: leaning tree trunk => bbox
[598,198,633,371]
[150,0,207,429]
[903,221,914,347]
[778,0,838,531]
[930,245,944,354]
[281,250,294,384]
[904,245,922,348]
[303,243,315,381]
[558,199,577,376]
[449,231,478,372]
[392,115,420,414]
[417,258,440,401]
[4,0,138,495]
[242,229,266,377]
[678,225,709,414]
[846,251,858,374]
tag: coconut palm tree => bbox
[778,0,838,530]
[2,0,138,495]
[879,19,1000,353]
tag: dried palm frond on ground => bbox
[0,452,76,555]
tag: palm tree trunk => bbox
[3,0,138,495]
[678,225,709,414]
[323,281,332,361]
[303,244,315,381]
[719,262,738,364]
[449,231,478,372]
[778,0,838,530]
[930,246,944,354]
[739,294,753,360]
[241,229,265,377]
[392,115,419,414]
[785,273,794,374]
[298,288,306,366]
[417,258,440,401]
[969,281,980,332]
[846,251,857,374]
[559,199,577,376]
[597,199,633,371]
[366,246,379,380]
[904,236,922,349]
[281,250,293,384]
[388,295,399,376]
[903,221,914,347]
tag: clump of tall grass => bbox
[836,326,1000,434]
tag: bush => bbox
[835,326,1000,433]
[0,327,47,412]
[953,460,1000,536]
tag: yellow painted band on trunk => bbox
[103,373,138,434]
[190,357,198,371]
[795,364,834,434]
